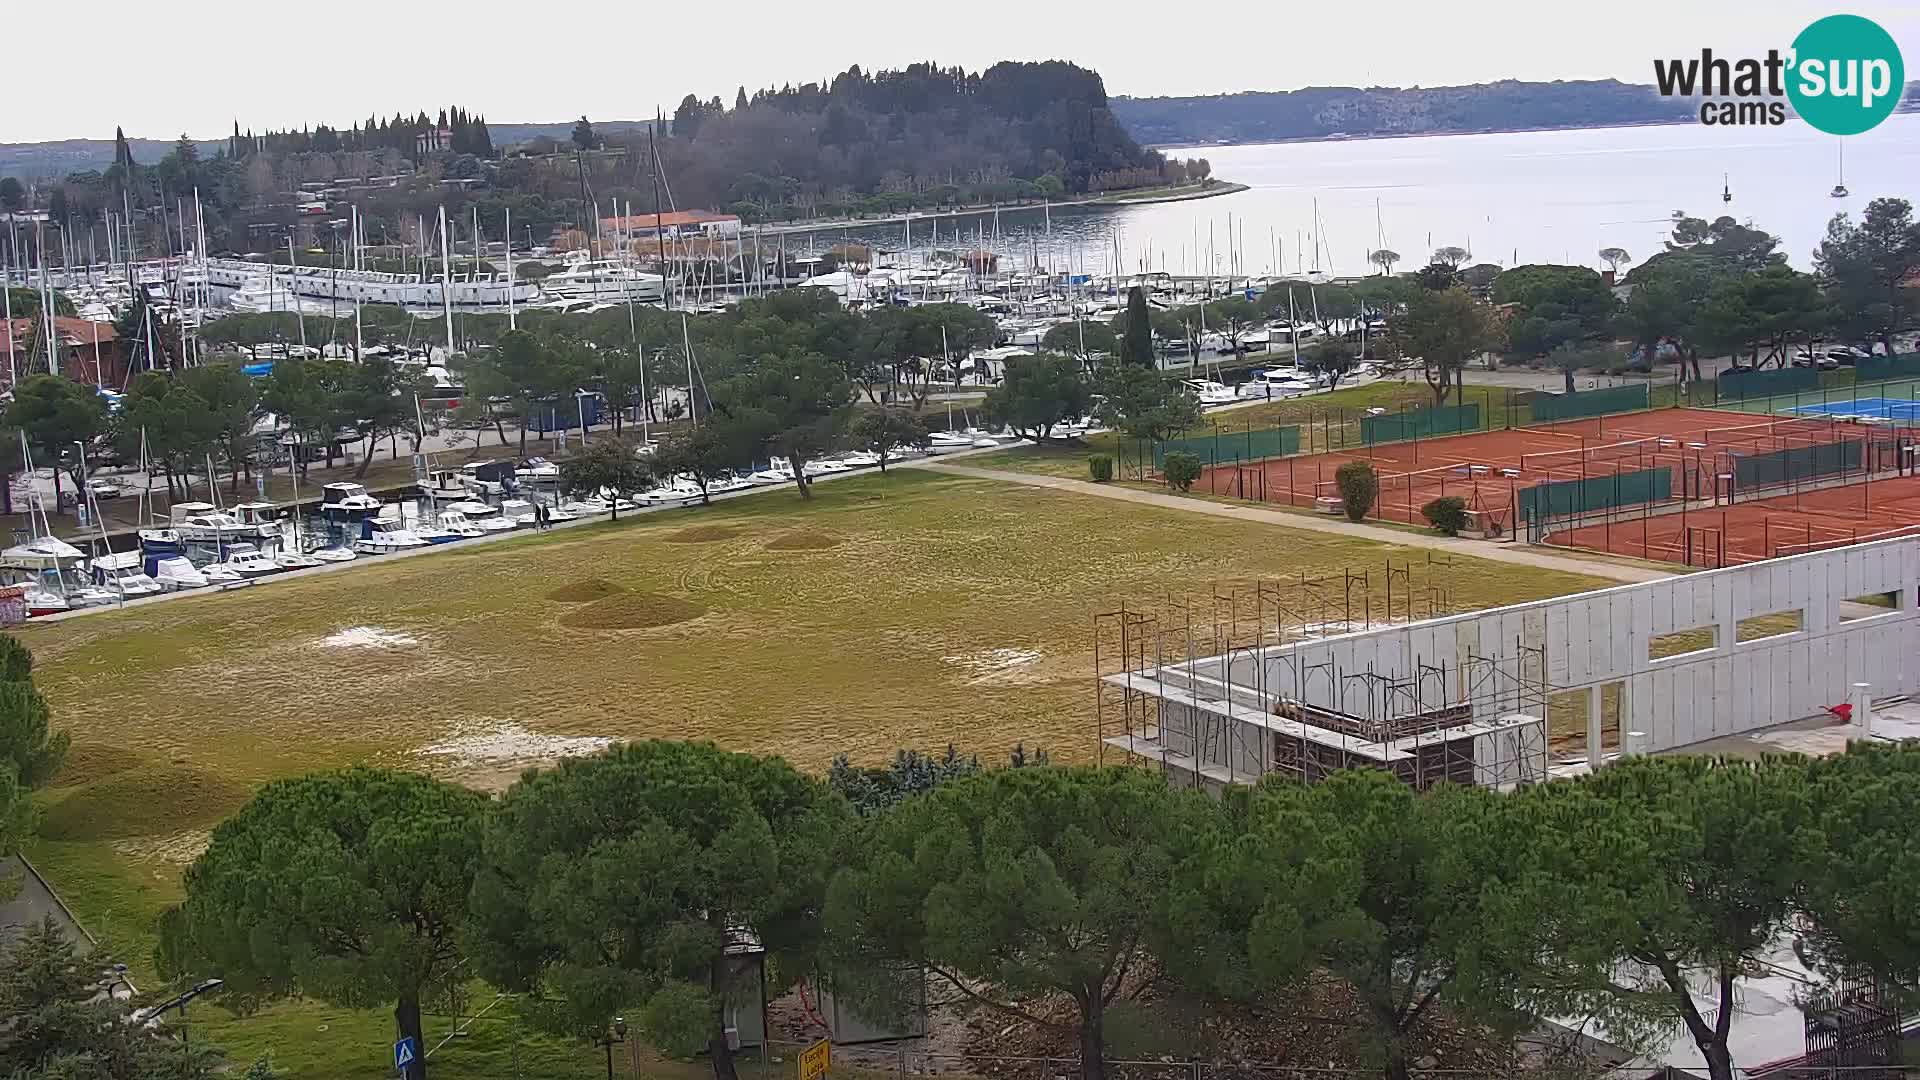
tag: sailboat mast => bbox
[438,206,454,362]
[505,206,516,330]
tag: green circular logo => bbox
[1787,15,1905,135]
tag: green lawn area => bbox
[18,469,1611,1077]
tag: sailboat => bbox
[1831,140,1849,199]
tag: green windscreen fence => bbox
[1155,424,1301,468]
[1360,403,1481,445]
[1529,383,1651,424]
[1518,466,1672,528]
[1856,352,1920,384]
[1731,440,1862,489]
[1717,367,1819,402]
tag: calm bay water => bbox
[808,115,1920,279]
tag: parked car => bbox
[1792,350,1840,370]
[1827,345,1872,365]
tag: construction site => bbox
[1096,535,1920,791]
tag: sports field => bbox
[1193,407,1855,534]
[19,470,1609,1004]
[1547,470,1920,567]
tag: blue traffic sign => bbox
[394,1037,417,1070]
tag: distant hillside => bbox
[485,119,653,147]
[1112,80,1695,145]
[0,120,656,180]
[0,137,217,180]
[1112,78,1920,146]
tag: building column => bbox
[1587,687,1604,769]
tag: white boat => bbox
[542,504,579,523]
[801,458,853,477]
[309,546,358,563]
[926,431,974,452]
[515,458,561,483]
[229,501,285,539]
[320,483,381,522]
[837,451,883,468]
[199,563,245,584]
[226,276,310,314]
[355,518,430,553]
[169,502,264,541]
[435,511,487,539]
[88,552,164,598]
[422,469,469,502]
[705,475,755,495]
[746,459,796,484]
[21,585,70,617]
[272,550,325,569]
[213,543,281,577]
[1182,378,1241,406]
[445,499,495,519]
[459,462,515,497]
[151,556,210,590]
[540,260,667,303]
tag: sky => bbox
[4,0,1918,143]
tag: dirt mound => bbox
[765,530,843,552]
[50,742,147,787]
[546,578,629,603]
[664,525,743,544]
[38,765,251,841]
[559,591,708,630]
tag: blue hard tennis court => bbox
[1791,397,1920,423]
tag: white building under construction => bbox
[1098,536,1920,790]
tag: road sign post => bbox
[800,1037,832,1080]
[394,1036,418,1074]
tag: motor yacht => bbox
[212,543,281,577]
[149,556,210,590]
[515,458,561,484]
[354,518,430,554]
[435,511,487,539]
[169,502,266,542]
[88,551,164,599]
[272,549,325,569]
[319,483,382,522]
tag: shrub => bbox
[1088,454,1114,482]
[1334,461,1377,522]
[1162,451,1202,492]
[1421,495,1470,536]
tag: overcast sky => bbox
[5,0,1917,143]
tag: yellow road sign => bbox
[800,1038,831,1080]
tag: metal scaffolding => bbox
[1094,558,1553,791]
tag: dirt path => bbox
[909,461,1675,585]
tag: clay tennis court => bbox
[1195,407,1853,534]
[1547,472,1920,568]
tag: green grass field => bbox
[17,470,1609,1078]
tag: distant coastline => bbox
[1142,117,1701,151]
[753,182,1250,237]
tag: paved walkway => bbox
[909,461,1675,584]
